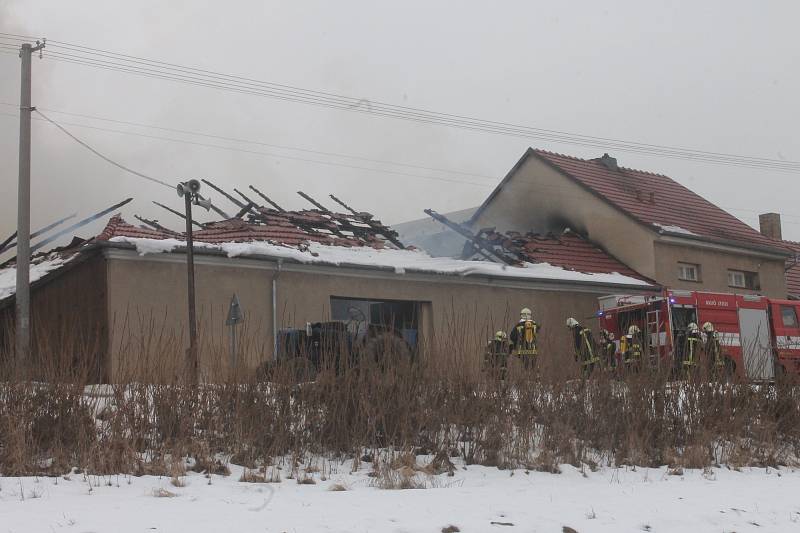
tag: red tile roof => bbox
[785,240,800,298]
[96,211,389,249]
[96,216,175,241]
[477,148,789,254]
[479,229,652,282]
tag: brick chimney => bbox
[759,212,782,240]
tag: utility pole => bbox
[184,190,198,383]
[15,39,45,368]
[177,179,210,383]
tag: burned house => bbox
[0,189,655,381]
[441,148,792,297]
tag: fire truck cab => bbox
[597,290,800,380]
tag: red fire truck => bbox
[597,290,800,380]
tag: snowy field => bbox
[3,462,800,532]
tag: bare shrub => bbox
[1,307,800,477]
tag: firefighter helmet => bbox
[687,322,699,334]
[520,307,532,321]
[566,317,580,329]
[494,330,507,341]
[602,329,615,341]
[627,325,641,336]
[702,321,715,333]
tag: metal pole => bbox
[185,193,199,383]
[15,43,33,367]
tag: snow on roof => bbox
[652,223,697,236]
[109,236,653,287]
[0,254,71,302]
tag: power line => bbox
[32,109,173,189]
[37,50,800,175]
[3,104,800,222]
[0,102,494,179]
[5,34,793,174]
[0,111,491,187]
[6,109,800,228]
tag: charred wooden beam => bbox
[0,232,15,253]
[195,193,231,220]
[248,185,285,212]
[30,199,134,254]
[153,201,204,229]
[0,213,78,255]
[201,179,245,209]
[329,194,405,249]
[424,209,518,265]
[134,215,181,236]
[234,202,255,219]
[297,191,330,212]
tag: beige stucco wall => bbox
[103,250,646,380]
[654,241,787,297]
[470,154,659,278]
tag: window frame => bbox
[677,262,701,282]
[727,269,760,290]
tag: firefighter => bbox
[681,322,702,372]
[621,325,643,370]
[509,307,539,369]
[484,330,510,377]
[567,317,599,376]
[702,322,725,375]
[599,329,617,368]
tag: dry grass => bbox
[1,311,800,478]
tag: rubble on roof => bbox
[470,228,651,282]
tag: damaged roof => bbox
[100,208,393,249]
[473,148,791,255]
[474,229,651,282]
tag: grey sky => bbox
[1,0,799,256]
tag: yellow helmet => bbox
[494,330,507,341]
[702,321,715,333]
[520,308,532,321]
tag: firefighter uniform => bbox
[599,329,617,368]
[621,325,643,370]
[484,331,510,377]
[567,318,599,376]
[509,308,539,369]
[682,322,701,372]
[702,322,725,374]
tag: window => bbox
[330,297,421,347]
[728,269,760,290]
[677,262,700,282]
[781,305,799,328]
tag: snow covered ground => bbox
[3,462,799,532]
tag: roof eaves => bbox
[657,230,793,257]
